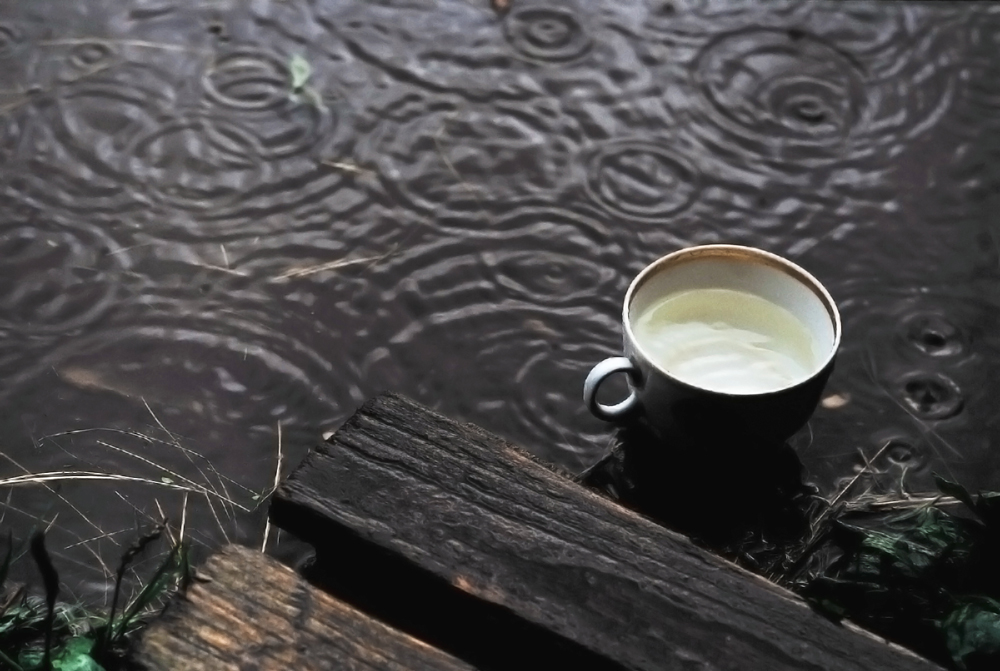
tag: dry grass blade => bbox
[179,493,189,548]
[0,471,229,501]
[191,262,248,276]
[775,440,894,584]
[0,451,118,580]
[270,252,390,281]
[0,499,115,597]
[91,440,249,512]
[36,38,213,54]
[261,422,283,552]
[433,107,484,203]
[42,425,256,497]
[823,440,895,513]
[841,493,963,513]
[1,450,118,548]
[63,529,133,550]
[202,490,231,544]
[320,159,376,177]
[141,401,243,522]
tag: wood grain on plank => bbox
[271,392,942,671]
[135,544,474,671]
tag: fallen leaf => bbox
[289,55,311,92]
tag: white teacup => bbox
[583,244,841,444]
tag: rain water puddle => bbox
[0,0,999,600]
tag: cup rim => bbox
[622,244,842,397]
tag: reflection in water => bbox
[0,0,998,601]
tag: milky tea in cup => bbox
[632,287,823,395]
[583,245,841,444]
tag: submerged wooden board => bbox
[135,544,474,671]
[271,392,942,671]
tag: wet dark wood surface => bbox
[270,393,943,671]
[135,544,474,671]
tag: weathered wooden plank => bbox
[271,393,942,671]
[135,544,475,671]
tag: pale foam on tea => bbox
[633,287,822,394]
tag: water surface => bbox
[0,0,998,600]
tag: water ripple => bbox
[504,7,593,63]
[361,94,585,213]
[6,62,174,218]
[901,312,966,359]
[687,17,959,172]
[318,0,527,102]
[583,138,701,221]
[695,28,866,160]
[0,284,349,443]
[0,276,350,588]
[0,21,25,60]
[317,0,651,109]
[0,210,134,337]
[123,110,267,212]
[895,371,964,421]
[205,48,292,112]
[8,48,353,243]
[60,41,119,83]
[955,9,1000,129]
[203,47,336,159]
[791,278,1000,484]
[363,202,624,468]
[642,0,815,47]
[376,204,624,342]
[384,299,621,469]
[461,309,621,469]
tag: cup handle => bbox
[583,357,641,421]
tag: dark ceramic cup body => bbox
[583,245,841,445]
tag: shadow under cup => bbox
[584,245,841,446]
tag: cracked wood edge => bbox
[272,392,943,671]
[134,544,474,671]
